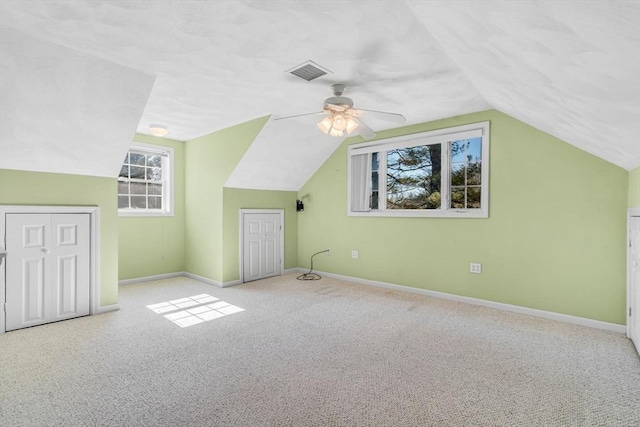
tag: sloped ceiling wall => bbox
[0,28,154,177]
[0,1,638,185]
[407,0,640,171]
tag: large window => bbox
[348,121,489,218]
[118,143,174,216]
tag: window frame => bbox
[118,142,174,217]
[347,121,490,218]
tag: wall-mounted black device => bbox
[296,199,304,212]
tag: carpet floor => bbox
[1,273,639,426]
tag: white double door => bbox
[5,213,90,331]
[242,211,283,283]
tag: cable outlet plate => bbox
[470,263,482,274]
[327,248,331,256]
[351,250,359,259]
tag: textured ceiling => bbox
[0,1,638,187]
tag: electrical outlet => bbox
[327,248,331,256]
[351,250,359,259]
[470,263,482,274]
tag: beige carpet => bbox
[1,273,639,426]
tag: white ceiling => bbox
[0,1,638,187]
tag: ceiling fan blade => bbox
[356,108,406,124]
[352,118,376,140]
[272,111,326,121]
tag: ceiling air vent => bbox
[286,61,331,81]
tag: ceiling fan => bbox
[273,84,406,139]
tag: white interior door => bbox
[629,215,640,353]
[242,212,282,283]
[5,213,90,331]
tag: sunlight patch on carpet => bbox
[147,294,244,327]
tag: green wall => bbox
[184,116,269,283]
[0,169,118,307]
[117,134,186,280]
[222,188,298,282]
[298,110,629,324]
[629,166,640,208]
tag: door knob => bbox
[41,248,50,254]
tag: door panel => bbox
[247,240,261,281]
[57,255,78,316]
[23,257,46,324]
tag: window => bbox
[348,121,489,218]
[118,143,174,216]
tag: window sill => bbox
[348,209,488,219]
[118,210,174,218]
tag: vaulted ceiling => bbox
[1,1,638,189]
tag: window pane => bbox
[468,161,482,185]
[117,182,129,195]
[148,183,163,195]
[451,187,465,209]
[131,196,146,209]
[371,152,379,210]
[130,182,146,195]
[130,166,145,179]
[130,153,145,165]
[118,196,130,209]
[148,196,162,209]
[119,165,129,178]
[451,141,467,163]
[122,153,130,164]
[451,163,466,186]
[147,155,162,167]
[467,187,481,208]
[386,144,441,209]
[147,167,162,181]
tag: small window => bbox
[348,122,489,218]
[118,143,174,216]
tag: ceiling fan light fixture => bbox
[329,128,344,137]
[317,116,333,134]
[345,116,358,134]
[332,113,347,131]
[317,112,359,138]
[149,124,168,137]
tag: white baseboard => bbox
[98,303,120,313]
[305,269,626,334]
[119,272,184,286]
[119,271,242,288]
[182,272,223,287]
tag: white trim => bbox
[98,304,120,313]
[119,272,184,286]
[239,209,285,283]
[0,205,100,334]
[119,271,243,288]
[183,272,222,286]
[302,269,626,334]
[222,279,242,288]
[627,207,640,340]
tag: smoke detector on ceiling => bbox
[286,60,332,81]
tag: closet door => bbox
[242,212,282,283]
[5,213,90,331]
